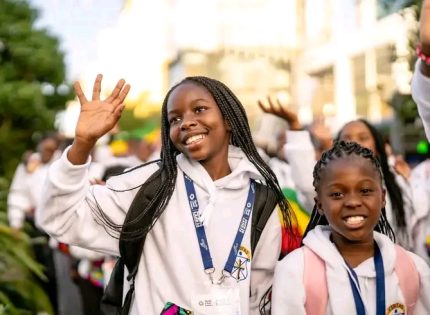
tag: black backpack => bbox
[100,166,279,315]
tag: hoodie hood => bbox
[303,226,397,277]
[176,145,264,225]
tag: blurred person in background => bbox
[8,133,85,315]
[7,133,62,314]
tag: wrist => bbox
[289,121,303,131]
[67,137,95,165]
[416,43,430,76]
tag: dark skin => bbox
[420,0,430,76]
[167,83,232,180]
[315,156,386,268]
[257,96,302,130]
[68,74,130,165]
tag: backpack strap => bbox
[303,246,328,315]
[101,163,164,315]
[302,244,421,315]
[251,181,278,255]
[394,245,420,314]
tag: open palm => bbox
[74,74,130,145]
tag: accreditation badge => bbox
[386,303,406,315]
[190,282,241,315]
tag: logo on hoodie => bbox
[231,246,251,281]
[386,303,405,315]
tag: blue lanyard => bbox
[346,242,385,315]
[183,173,256,284]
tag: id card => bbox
[191,283,241,315]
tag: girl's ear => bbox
[381,188,386,208]
[224,119,231,132]
[314,197,324,215]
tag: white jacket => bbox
[38,145,282,315]
[272,226,430,315]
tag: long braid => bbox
[303,140,395,242]
[183,76,296,247]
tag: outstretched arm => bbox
[68,74,130,165]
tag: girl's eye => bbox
[329,192,343,199]
[169,117,181,125]
[195,106,207,114]
[361,188,373,195]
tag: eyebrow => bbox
[167,98,210,115]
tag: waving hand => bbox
[68,74,130,164]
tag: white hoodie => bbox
[272,226,430,315]
[38,145,282,315]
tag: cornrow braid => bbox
[302,140,395,242]
[354,119,407,233]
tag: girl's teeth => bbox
[346,216,364,224]
[186,134,204,145]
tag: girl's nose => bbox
[344,194,362,208]
[180,115,197,130]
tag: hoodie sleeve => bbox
[283,130,316,214]
[249,207,282,314]
[37,146,158,256]
[412,59,430,141]
[271,248,306,315]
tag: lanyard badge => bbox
[346,241,385,315]
[183,173,256,285]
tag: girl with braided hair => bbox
[272,141,430,315]
[38,74,296,314]
[337,119,428,255]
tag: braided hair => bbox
[91,76,295,247]
[337,119,407,234]
[302,140,395,242]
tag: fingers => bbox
[105,79,126,103]
[113,84,131,106]
[92,74,103,101]
[73,81,88,105]
[112,104,125,119]
[257,99,269,113]
[267,96,278,113]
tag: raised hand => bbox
[68,74,130,165]
[257,96,302,130]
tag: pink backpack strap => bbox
[394,245,420,314]
[303,246,328,315]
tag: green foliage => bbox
[0,213,53,314]
[0,0,70,313]
[0,0,73,180]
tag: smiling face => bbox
[338,121,377,156]
[315,155,385,244]
[167,82,231,170]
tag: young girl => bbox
[271,141,430,315]
[38,75,295,314]
[337,119,428,255]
